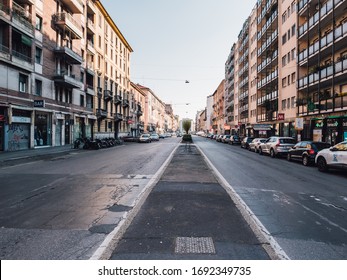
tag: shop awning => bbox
[253,124,272,131]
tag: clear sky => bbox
[101,0,257,120]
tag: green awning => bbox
[21,34,32,46]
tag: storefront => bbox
[0,107,5,151]
[278,122,296,139]
[311,116,347,145]
[34,111,52,147]
[9,109,31,151]
[253,124,274,138]
[54,113,65,146]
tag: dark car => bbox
[287,141,331,166]
[229,135,241,145]
[241,137,254,149]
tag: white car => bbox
[315,141,347,172]
[138,134,152,143]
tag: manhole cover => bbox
[175,237,215,254]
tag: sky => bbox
[101,0,257,120]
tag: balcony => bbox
[12,50,34,71]
[257,29,278,57]
[54,73,81,88]
[12,11,34,37]
[53,13,83,39]
[14,0,35,5]
[87,40,96,54]
[0,2,11,21]
[87,18,95,34]
[96,109,107,118]
[257,69,278,89]
[87,0,97,14]
[122,99,129,107]
[104,90,113,100]
[114,113,123,122]
[0,43,10,61]
[136,109,143,116]
[86,85,95,96]
[54,46,82,64]
[113,95,122,104]
[61,0,83,14]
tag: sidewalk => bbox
[109,143,271,260]
[0,145,77,165]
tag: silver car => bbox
[259,136,296,157]
[249,138,267,153]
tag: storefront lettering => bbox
[327,121,338,127]
[315,122,324,128]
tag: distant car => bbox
[249,138,267,153]
[315,141,347,172]
[150,133,160,141]
[159,134,166,139]
[138,133,152,143]
[229,135,241,145]
[216,135,224,142]
[259,136,296,157]
[241,137,254,149]
[287,141,331,166]
[176,133,182,137]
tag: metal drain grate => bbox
[175,237,215,254]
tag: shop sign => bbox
[127,119,134,124]
[327,120,338,127]
[12,116,31,123]
[315,121,324,128]
[253,124,272,131]
[295,118,304,130]
[0,115,5,121]
[34,100,45,108]
[277,113,285,121]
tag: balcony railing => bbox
[61,0,83,14]
[257,10,278,41]
[96,109,107,118]
[54,73,81,88]
[114,113,123,121]
[257,29,278,57]
[257,90,278,105]
[298,22,347,63]
[298,0,343,37]
[113,95,122,104]
[257,49,278,72]
[122,99,129,107]
[257,69,278,89]
[298,58,347,89]
[54,46,82,64]
[53,13,83,39]
[104,90,113,100]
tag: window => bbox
[282,99,287,110]
[282,55,287,67]
[291,72,296,83]
[80,95,85,107]
[282,34,287,45]
[35,47,42,64]
[35,15,42,31]
[99,35,101,48]
[291,24,296,37]
[291,96,295,108]
[35,80,42,96]
[282,11,287,23]
[291,48,296,61]
[287,98,290,109]
[282,77,287,88]
[19,74,28,93]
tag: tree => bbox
[182,120,191,134]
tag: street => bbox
[0,136,346,259]
[194,136,347,260]
[0,138,180,259]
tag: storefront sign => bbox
[34,100,45,108]
[295,118,304,130]
[12,116,31,123]
[253,124,272,131]
[313,129,322,142]
[327,120,339,127]
[277,113,285,121]
[0,115,5,121]
[127,119,134,124]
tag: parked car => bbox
[241,137,254,149]
[259,136,296,157]
[138,133,152,143]
[229,135,241,145]
[150,133,160,141]
[287,141,331,166]
[315,141,347,172]
[222,135,231,144]
[159,134,166,139]
[249,138,267,153]
[216,135,224,142]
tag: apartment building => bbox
[129,82,145,136]
[211,79,225,134]
[225,44,235,134]
[297,0,347,144]
[136,84,166,134]
[0,0,133,151]
[205,94,213,133]
[93,1,133,139]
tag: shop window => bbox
[19,74,28,93]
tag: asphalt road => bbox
[194,136,347,260]
[0,138,180,259]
